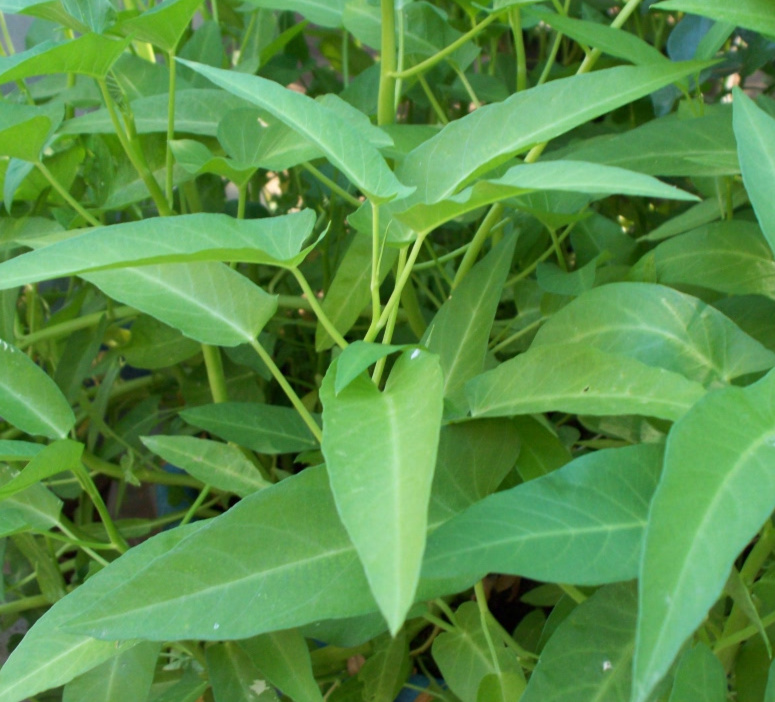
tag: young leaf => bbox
[180,402,320,454]
[334,341,408,395]
[0,439,82,500]
[733,87,775,257]
[176,59,413,203]
[84,262,277,347]
[467,344,706,422]
[521,583,637,702]
[0,464,62,538]
[118,0,201,52]
[423,235,515,407]
[239,629,324,702]
[0,338,76,439]
[170,139,257,188]
[432,601,525,702]
[320,350,444,633]
[207,642,278,702]
[633,368,775,702]
[141,436,270,497]
[0,524,205,702]
[667,644,727,702]
[397,60,711,204]
[532,282,775,386]
[653,0,775,37]
[423,444,662,585]
[62,642,161,702]
[0,210,317,289]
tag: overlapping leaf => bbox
[654,0,775,37]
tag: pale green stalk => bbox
[366,201,383,341]
[510,7,527,92]
[301,162,361,207]
[474,581,503,675]
[291,267,349,350]
[418,75,448,124]
[35,162,101,227]
[202,345,229,404]
[451,204,504,289]
[166,49,177,209]
[372,247,407,385]
[378,0,397,125]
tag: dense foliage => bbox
[1,0,775,700]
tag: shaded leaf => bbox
[654,0,775,37]
[668,644,727,702]
[242,0,345,27]
[207,642,278,702]
[119,0,201,52]
[633,368,775,702]
[0,102,62,163]
[0,439,82,500]
[334,341,408,395]
[320,350,444,633]
[0,464,62,538]
[423,444,662,585]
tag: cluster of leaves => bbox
[1,0,775,700]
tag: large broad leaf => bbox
[653,0,775,37]
[243,0,344,27]
[521,583,637,702]
[0,338,75,439]
[432,601,525,702]
[467,344,705,422]
[0,102,63,163]
[423,444,662,585]
[556,107,737,177]
[631,221,775,298]
[118,0,201,52]
[0,34,130,82]
[531,282,775,386]
[0,524,205,702]
[62,642,161,702]
[320,349,444,633]
[424,235,516,407]
[397,161,697,236]
[180,402,319,455]
[0,210,316,290]
[84,262,277,347]
[177,59,412,203]
[733,88,775,257]
[633,368,775,702]
[397,60,709,204]
[141,436,270,498]
[61,0,116,34]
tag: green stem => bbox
[17,306,137,348]
[506,223,576,285]
[490,317,545,354]
[290,267,349,350]
[392,12,502,80]
[366,201,383,341]
[249,338,322,444]
[71,462,129,554]
[474,581,502,675]
[35,162,101,227]
[422,612,456,634]
[372,247,407,385]
[418,75,448,124]
[179,485,211,527]
[378,0,397,125]
[237,183,247,219]
[0,593,50,615]
[166,49,177,209]
[82,450,203,488]
[342,29,350,87]
[453,65,481,108]
[202,345,230,404]
[548,226,567,270]
[413,242,471,271]
[56,519,110,566]
[510,8,527,92]
[301,162,361,207]
[452,203,504,289]
[97,79,174,217]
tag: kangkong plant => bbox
[0,1,774,701]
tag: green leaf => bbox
[170,139,257,188]
[668,644,727,702]
[654,0,775,37]
[633,368,775,702]
[397,60,711,204]
[0,338,76,439]
[217,108,270,164]
[0,524,205,702]
[0,102,62,163]
[423,444,662,585]
[334,341,408,395]
[0,464,62,538]
[242,0,345,27]
[207,642,278,702]
[525,6,669,66]
[62,642,161,702]
[0,210,317,289]
[180,402,320,455]
[532,282,775,386]
[521,582,637,702]
[177,59,413,203]
[0,440,45,461]
[0,34,130,82]
[358,632,411,702]
[424,235,516,406]
[61,0,116,33]
[432,601,524,702]
[84,262,277,347]
[631,221,775,298]
[733,88,775,257]
[0,439,82,500]
[428,419,521,529]
[239,629,324,702]
[121,315,201,370]
[477,673,527,702]
[467,344,705,422]
[512,415,571,482]
[537,255,602,297]
[766,659,775,702]
[141,436,270,497]
[556,107,737,177]
[119,0,201,52]
[320,350,444,633]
